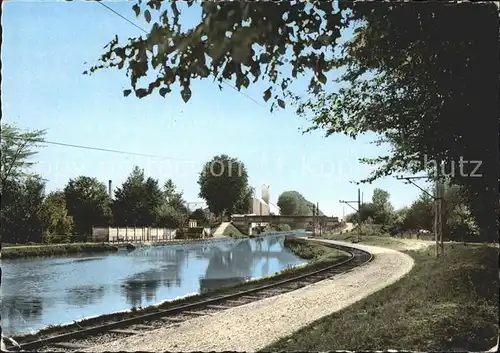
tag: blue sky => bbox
[2,0,427,217]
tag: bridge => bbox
[231,214,340,233]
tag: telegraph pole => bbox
[339,188,362,242]
[396,175,444,257]
[317,202,322,237]
[312,203,316,236]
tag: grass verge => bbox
[11,237,350,344]
[1,243,123,260]
[322,232,424,250]
[262,243,499,352]
[284,236,349,262]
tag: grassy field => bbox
[262,243,499,352]
[11,237,349,344]
[1,243,122,259]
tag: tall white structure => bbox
[249,184,280,216]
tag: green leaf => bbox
[263,87,272,102]
[181,87,192,102]
[136,89,148,98]
[144,9,151,23]
[317,72,327,84]
[159,87,170,97]
[123,89,132,97]
[132,4,140,17]
[277,99,285,109]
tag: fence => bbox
[92,227,177,243]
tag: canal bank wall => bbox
[1,243,122,260]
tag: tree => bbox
[372,189,391,212]
[41,191,74,242]
[403,192,434,232]
[233,185,253,214]
[1,123,45,189]
[297,3,499,241]
[371,188,393,224]
[88,1,498,241]
[156,178,187,227]
[64,176,112,235]
[441,184,478,241]
[163,179,187,213]
[1,177,45,244]
[190,207,208,226]
[113,166,164,226]
[277,191,323,216]
[198,155,249,217]
[388,207,409,236]
[144,177,166,225]
[277,191,300,216]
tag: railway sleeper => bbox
[240,295,260,300]
[108,328,143,335]
[160,316,188,323]
[184,310,213,316]
[51,342,89,350]
[205,304,232,310]
[260,289,285,296]
[224,299,245,305]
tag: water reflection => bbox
[65,285,106,306]
[1,234,307,336]
[1,295,44,335]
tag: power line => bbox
[94,0,269,110]
[7,135,189,161]
[96,1,147,34]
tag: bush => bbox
[174,228,185,239]
[43,232,71,244]
[277,223,292,232]
[43,232,90,244]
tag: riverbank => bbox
[9,236,349,345]
[263,242,498,351]
[0,243,126,260]
[1,233,297,260]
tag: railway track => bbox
[4,241,372,352]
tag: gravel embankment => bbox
[83,239,424,352]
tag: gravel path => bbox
[83,239,423,352]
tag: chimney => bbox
[108,180,112,199]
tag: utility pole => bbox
[312,203,316,236]
[317,202,322,237]
[339,188,362,242]
[396,175,444,257]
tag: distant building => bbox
[248,184,280,216]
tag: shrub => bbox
[174,228,185,239]
[277,223,292,232]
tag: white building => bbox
[249,184,280,216]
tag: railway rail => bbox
[4,240,373,352]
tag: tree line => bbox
[344,187,479,241]
[1,125,255,244]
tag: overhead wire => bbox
[95,0,269,109]
[6,135,191,161]
[3,2,270,162]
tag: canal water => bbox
[0,234,307,336]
